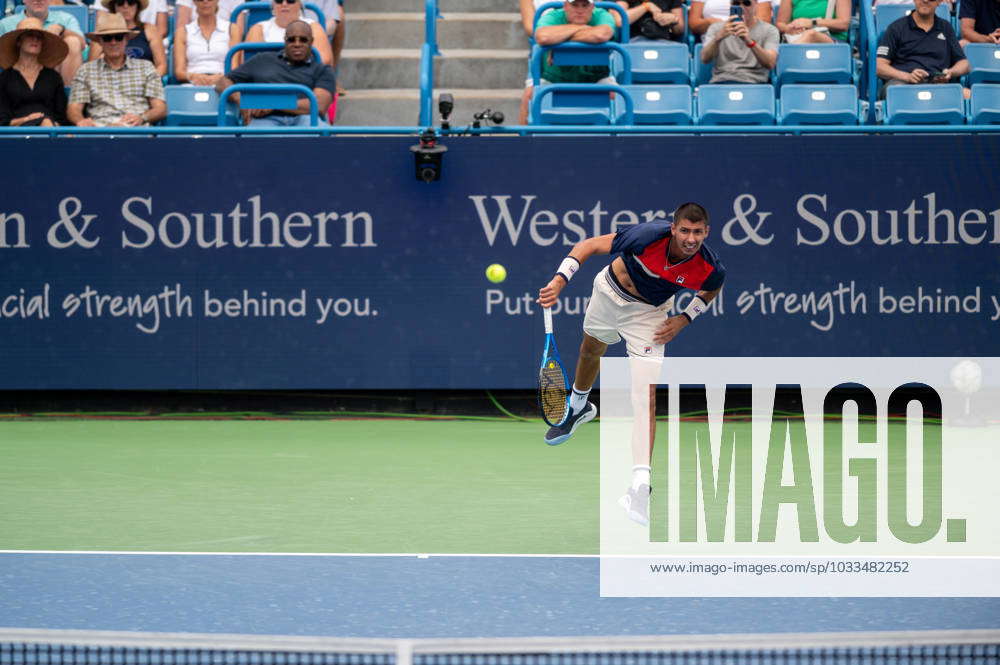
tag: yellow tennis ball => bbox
[486,263,507,283]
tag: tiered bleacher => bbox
[523,0,1000,127]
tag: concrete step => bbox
[351,12,527,50]
[338,48,527,91]
[362,0,511,12]
[334,88,521,127]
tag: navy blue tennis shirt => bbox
[877,13,966,74]
[227,51,337,113]
[610,221,726,306]
[959,0,1000,39]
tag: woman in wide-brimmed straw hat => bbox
[88,0,166,76]
[0,16,69,126]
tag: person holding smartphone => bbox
[700,0,778,83]
[876,0,969,97]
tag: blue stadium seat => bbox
[775,43,853,88]
[164,85,234,126]
[216,83,320,126]
[964,44,1000,85]
[617,85,693,124]
[882,83,965,124]
[691,43,714,87]
[230,1,327,38]
[528,42,633,124]
[696,84,776,125]
[875,4,952,40]
[968,84,1000,124]
[619,42,690,85]
[777,84,862,124]
[532,84,634,125]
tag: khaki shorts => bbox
[583,266,673,358]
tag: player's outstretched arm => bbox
[652,286,721,344]
[537,233,614,308]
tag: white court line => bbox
[0,550,597,557]
[2,550,998,559]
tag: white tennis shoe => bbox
[618,484,651,526]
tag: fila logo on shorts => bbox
[644,346,652,355]
[676,276,685,284]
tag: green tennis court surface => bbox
[0,419,599,553]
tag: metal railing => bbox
[418,0,441,127]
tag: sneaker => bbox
[618,484,651,526]
[543,401,597,446]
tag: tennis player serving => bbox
[536,202,726,525]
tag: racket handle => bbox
[543,306,553,334]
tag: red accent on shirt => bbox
[635,238,715,290]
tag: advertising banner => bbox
[2,136,999,388]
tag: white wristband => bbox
[681,295,708,323]
[555,256,580,283]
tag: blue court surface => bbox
[2,554,998,636]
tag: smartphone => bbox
[928,69,946,82]
[729,4,743,20]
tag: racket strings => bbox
[539,363,569,423]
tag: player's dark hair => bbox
[673,202,709,226]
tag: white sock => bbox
[570,384,591,412]
[631,465,651,490]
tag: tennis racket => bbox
[538,307,571,427]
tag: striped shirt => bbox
[68,57,164,127]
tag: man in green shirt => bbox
[518,0,617,124]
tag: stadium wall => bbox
[2,135,999,389]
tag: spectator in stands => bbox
[242,0,333,66]
[689,0,774,38]
[0,0,84,85]
[775,0,850,42]
[95,0,169,38]
[520,0,556,36]
[876,0,969,96]
[310,0,346,66]
[700,0,778,82]
[959,0,1000,43]
[173,0,237,85]
[518,0,616,124]
[299,0,345,94]
[67,12,166,126]
[618,0,685,42]
[215,19,335,126]
[90,0,167,77]
[0,17,68,126]
[175,0,242,28]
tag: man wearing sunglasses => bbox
[214,20,336,127]
[66,12,166,126]
[0,0,85,85]
[700,0,778,83]
[94,0,170,40]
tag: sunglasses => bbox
[285,35,310,43]
[114,0,138,6]
[731,0,752,6]
[99,33,127,42]
[273,0,299,5]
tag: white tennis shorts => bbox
[583,266,673,358]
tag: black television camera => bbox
[410,129,448,183]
